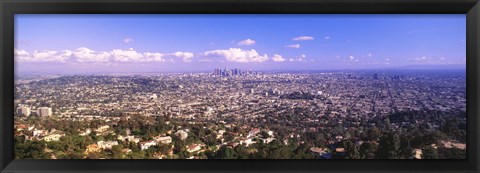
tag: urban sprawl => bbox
[14,68,467,159]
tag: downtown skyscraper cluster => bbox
[213,67,255,77]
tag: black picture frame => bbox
[1,0,479,173]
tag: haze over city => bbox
[14,14,465,74]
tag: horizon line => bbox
[15,65,466,76]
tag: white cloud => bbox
[15,49,73,62]
[16,47,189,63]
[14,49,32,62]
[285,44,301,49]
[15,47,181,63]
[204,48,269,63]
[143,52,166,62]
[32,50,56,59]
[367,53,373,57]
[33,50,72,62]
[414,56,429,61]
[272,54,286,62]
[73,47,111,63]
[111,48,145,62]
[324,36,331,40]
[172,51,194,62]
[342,55,360,64]
[237,39,256,46]
[293,36,314,41]
[288,54,308,62]
[384,58,390,61]
[123,38,134,44]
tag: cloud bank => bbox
[203,48,269,63]
[15,48,192,63]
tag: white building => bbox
[117,135,140,143]
[33,129,47,137]
[17,106,31,116]
[37,107,52,117]
[43,133,65,142]
[186,144,202,153]
[154,136,172,144]
[140,140,158,150]
[240,138,256,147]
[97,141,119,149]
[95,125,110,133]
[79,129,92,136]
[261,137,276,144]
[414,149,423,159]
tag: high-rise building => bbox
[224,67,228,76]
[17,106,31,116]
[213,68,222,76]
[234,68,239,75]
[37,107,52,117]
[213,67,251,77]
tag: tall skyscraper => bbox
[213,67,252,77]
[224,67,228,76]
[234,68,239,75]
[213,68,222,76]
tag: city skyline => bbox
[14,71,467,159]
[15,14,466,74]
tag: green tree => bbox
[438,148,466,159]
[398,136,413,159]
[342,140,362,159]
[376,132,401,159]
[215,146,238,159]
[367,127,382,141]
[177,150,191,159]
[110,144,124,159]
[422,146,439,159]
[359,142,378,159]
[291,143,316,159]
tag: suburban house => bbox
[43,133,65,142]
[97,140,119,149]
[154,136,172,144]
[140,140,157,150]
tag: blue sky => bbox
[14,14,466,74]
